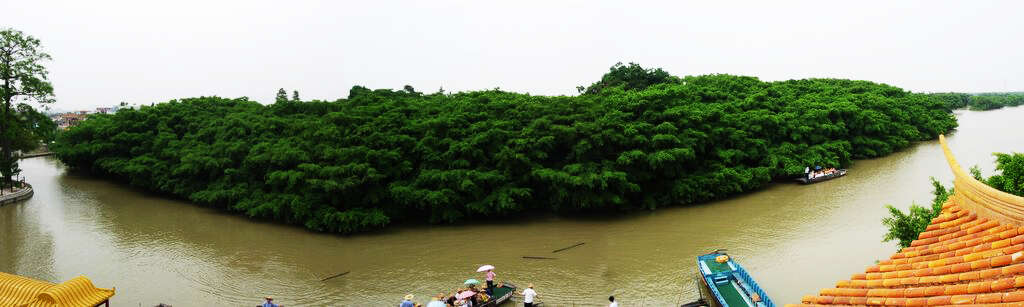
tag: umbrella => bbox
[426,301,446,307]
[476,265,495,272]
[464,279,480,285]
[457,290,477,300]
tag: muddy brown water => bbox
[2,107,1023,306]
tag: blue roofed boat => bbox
[695,250,775,307]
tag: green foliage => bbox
[882,204,937,249]
[968,93,1024,111]
[54,68,958,234]
[882,178,951,249]
[927,93,971,110]
[275,88,288,103]
[581,62,679,95]
[6,104,56,150]
[960,153,1024,197]
[970,165,984,181]
[1,28,55,186]
[985,152,1024,196]
[928,92,1024,111]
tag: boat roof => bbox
[0,272,114,307]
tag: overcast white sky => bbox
[3,0,1022,110]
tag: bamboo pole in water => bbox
[551,242,585,253]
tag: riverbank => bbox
[0,182,33,206]
[18,151,55,159]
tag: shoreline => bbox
[0,182,33,206]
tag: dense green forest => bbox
[928,92,1024,111]
[54,64,958,233]
[883,152,1024,248]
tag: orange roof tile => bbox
[785,135,1024,307]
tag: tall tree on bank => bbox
[275,88,288,103]
[0,28,55,187]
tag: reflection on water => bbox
[1,106,1023,306]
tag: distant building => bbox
[54,112,88,130]
[95,107,113,114]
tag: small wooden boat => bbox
[795,169,847,184]
[479,281,517,307]
[696,251,774,307]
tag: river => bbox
[2,106,1023,306]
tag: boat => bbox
[479,281,518,307]
[439,281,518,306]
[795,168,846,184]
[696,250,774,307]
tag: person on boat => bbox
[608,295,618,307]
[426,294,446,307]
[518,283,538,307]
[261,296,280,307]
[401,294,416,307]
[446,291,458,306]
[454,289,467,307]
[484,269,496,296]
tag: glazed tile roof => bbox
[0,272,114,307]
[787,135,1024,306]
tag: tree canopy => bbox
[1,28,56,186]
[54,65,958,233]
[580,62,678,95]
[928,92,1024,111]
[985,153,1024,196]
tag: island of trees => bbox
[928,92,1024,111]
[54,63,960,233]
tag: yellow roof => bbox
[0,272,114,307]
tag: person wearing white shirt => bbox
[519,283,538,307]
[608,295,618,307]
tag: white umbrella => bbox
[476,265,495,272]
